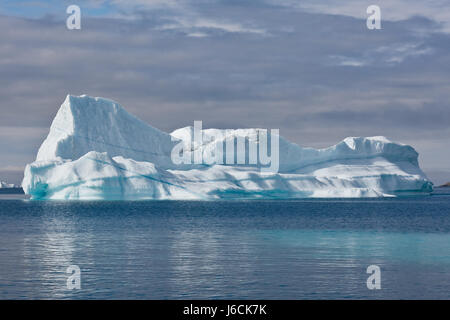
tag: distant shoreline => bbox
[0,187,24,194]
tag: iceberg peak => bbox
[36,94,177,167]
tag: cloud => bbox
[270,0,450,32]
[328,55,367,67]
[187,32,208,38]
[329,43,434,66]
[374,43,434,63]
[156,17,267,36]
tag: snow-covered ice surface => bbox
[22,95,433,200]
[0,181,16,188]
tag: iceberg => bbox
[22,94,433,200]
[0,181,16,188]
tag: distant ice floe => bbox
[0,181,16,188]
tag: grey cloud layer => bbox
[0,2,449,184]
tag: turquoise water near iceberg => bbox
[0,191,449,299]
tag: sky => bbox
[0,0,449,185]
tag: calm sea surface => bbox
[1,190,450,299]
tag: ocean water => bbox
[1,191,450,299]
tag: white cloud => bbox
[375,43,434,63]
[329,43,433,67]
[271,0,450,32]
[329,55,367,67]
[187,32,208,38]
[157,17,267,35]
[109,0,182,10]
